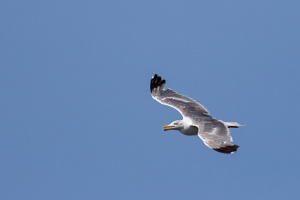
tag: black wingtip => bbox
[213,145,239,154]
[227,126,239,128]
[150,74,166,93]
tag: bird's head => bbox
[162,120,183,131]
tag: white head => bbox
[162,120,184,131]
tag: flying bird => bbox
[150,74,242,154]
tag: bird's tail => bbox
[224,122,244,128]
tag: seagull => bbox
[150,74,242,154]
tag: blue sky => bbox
[1,1,300,199]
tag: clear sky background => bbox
[1,1,300,199]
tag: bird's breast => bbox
[180,125,198,136]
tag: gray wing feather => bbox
[196,119,239,154]
[197,119,232,147]
[150,74,209,118]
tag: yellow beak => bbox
[162,125,174,131]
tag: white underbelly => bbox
[180,125,198,136]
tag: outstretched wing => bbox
[150,74,209,118]
[196,119,239,154]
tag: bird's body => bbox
[150,74,242,154]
